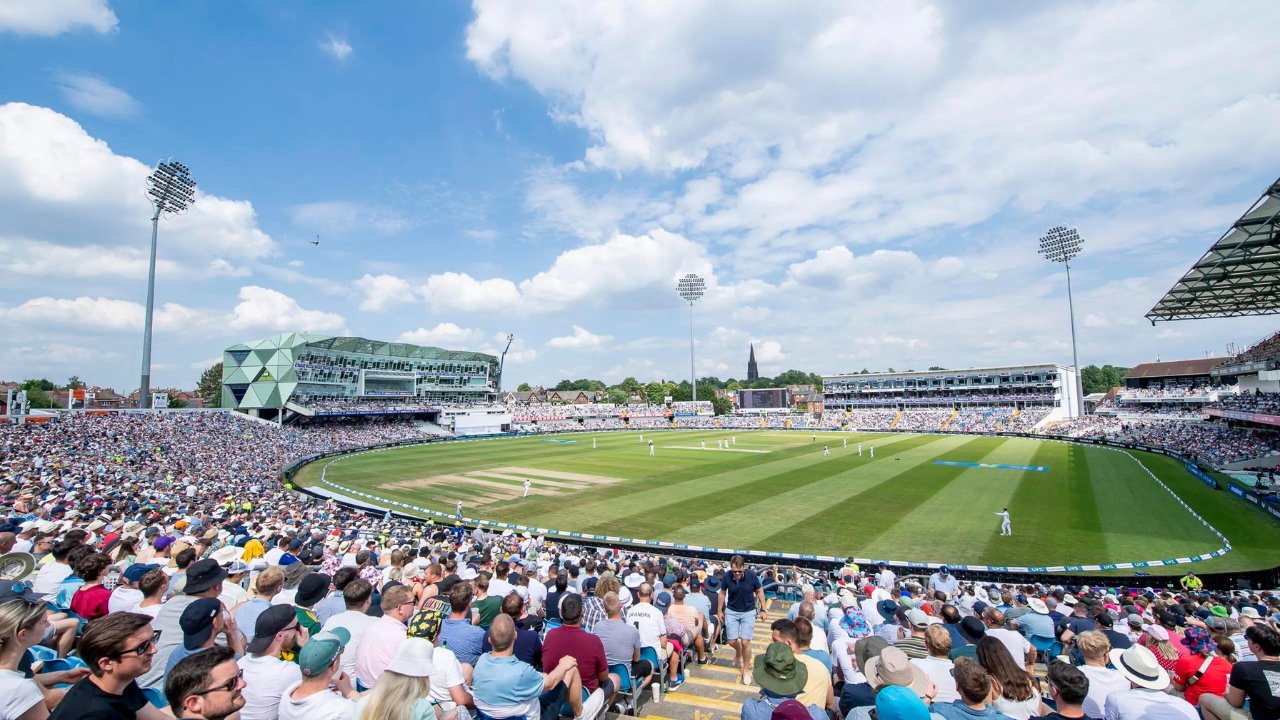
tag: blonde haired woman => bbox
[0,598,54,720]
[356,638,456,720]
[1140,623,1182,672]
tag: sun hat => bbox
[211,545,243,567]
[770,699,814,720]
[1061,594,1077,606]
[1184,627,1218,654]
[754,642,808,697]
[1211,606,1229,618]
[1241,607,1261,619]
[182,559,228,595]
[624,572,643,589]
[874,684,933,720]
[281,561,308,589]
[297,627,350,677]
[1028,598,1049,614]
[877,599,900,621]
[958,616,986,644]
[122,563,159,583]
[1110,643,1170,690]
[839,590,858,608]
[383,637,440,677]
[865,646,931,697]
[295,573,331,607]
[854,636,890,673]
[1127,613,1144,627]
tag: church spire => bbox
[747,343,759,381]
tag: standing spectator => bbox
[1041,661,1090,720]
[1201,624,1280,720]
[1102,644,1197,720]
[912,625,959,704]
[353,584,415,691]
[321,579,376,682]
[719,556,765,686]
[1075,631,1129,718]
[1172,627,1231,710]
[929,567,958,599]
[48,613,161,720]
[278,629,358,720]
[237,605,303,720]
[541,594,610,713]
[438,584,485,668]
[164,647,246,720]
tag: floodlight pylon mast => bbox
[140,160,196,409]
[677,274,706,408]
[1039,226,1085,419]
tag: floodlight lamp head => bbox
[146,158,197,216]
[677,273,706,303]
[1038,225,1083,263]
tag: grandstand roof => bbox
[226,332,497,363]
[1124,357,1225,380]
[1147,176,1280,322]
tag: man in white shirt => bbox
[912,626,959,703]
[982,608,1033,670]
[628,584,672,666]
[876,563,896,591]
[1103,645,1197,720]
[31,539,76,597]
[107,563,155,614]
[238,605,305,720]
[488,563,515,600]
[320,579,377,682]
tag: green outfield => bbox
[292,430,1280,575]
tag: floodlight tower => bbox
[1039,226,1085,419]
[140,160,196,409]
[677,274,706,407]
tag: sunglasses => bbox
[192,669,243,696]
[117,629,161,657]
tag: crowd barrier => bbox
[283,427,1252,585]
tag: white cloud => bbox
[227,286,346,334]
[320,33,353,61]
[0,0,117,35]
[420,272,522,313]
[287,259,305,268]
[752,340,785,363]
[0,237,181,278]
[354,274,414,312]
[206,258,251,278]
[287,201,414,235]
[7,343,120,365]
[53,73,139,118]
[547,325,613,351]
[397,322,487,348]
[191,357,221,370]
[0,295,199,332]
[784,246,924,292]
[0,103,276,266]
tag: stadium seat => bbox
[142,687,168,708]
[608,663,638,715]
[639,646,667,698]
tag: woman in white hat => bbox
[356,638,454,720]
[1139,623,1182,673]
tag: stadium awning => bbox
[1146,176,1280,323]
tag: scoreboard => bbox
[737,388,790,410]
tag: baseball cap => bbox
[153,536,175,550]
[179,597,223,650]
[297,627,350,676]
[247,605,298,654]
[123,563,159,584]
[905,608,929,629]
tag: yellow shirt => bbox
[795,653,830,709]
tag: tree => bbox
[711,395,733,416]
[65,375,83,390]
[606,387,629,405]
[619,377,642,394]
[517,382,531,392]
[19,379,55,392]
[644,382,665,401]
[726,381,743,391]
[197,363,223,408]
[928,366,947,371]
[1080,364,1131,395]
[23,389,58,408]
[698,376,725,390]
[166,393,189,409]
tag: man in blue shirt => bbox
[439,582,486,666]
[472,614,587,720]
[719,556,765,686]
[928,567,959,599]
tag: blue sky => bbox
[2,0,1279,393]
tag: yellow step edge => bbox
[661,693,745,712]
[684,676,761,692]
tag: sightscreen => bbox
[737,388,790,409]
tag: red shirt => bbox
[1172,654,1232,707]
[542,625,608,691]
[71,584,112,620]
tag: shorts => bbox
[631,659,655,679]
[725,609,757,641]
[1200,694,1253,720]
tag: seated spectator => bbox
[950,618,986,661]
[164,647,246,720]
[69,553,113,621]
[667,586,708,664]
[976,637,1042,719]
[48,612,161,720]
[321,579,376,681]
[164,598,246,683]
[894,608,930,659]
[740,642,825,720]
[1018,598,1055,642]
[541,594,610,714]
[313,568,357,626]
[353,585,415,691]
[793,617,832,674]
[1102,644,1197,720]
[1202,624,1280,720]
[470,575,501,630]
[473,614,588,720]
[1041,661,1089,720]
[838,636,889,716]
[235,568,284,644]
[1172,627,1231,710]
[278,629,358,720]
[480,593,542,667]
[354,638,454,720]
[238,605,303,720]
[108,564,157,615]
[438,584,485,669]
[913,625,959,704]
[932,657,1016,720]
[982,608,1032,671]
[1074,631,1128,718]
[627,584,675,687]
[0,595,57,720]
[592,591,653,697]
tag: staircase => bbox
[606,598,781,720]
[939,409,958,431]
[888,411,902,429]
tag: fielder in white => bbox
[649,440,655,456]
[843,437,847,449]
[870,445,875,457]
[823,444,830,457]
[996,508,1012,536]
[732,436,736,445]
[858,443,863,456]
[523,479,531,498]
[702,440,706,449]
[592,437,596,449]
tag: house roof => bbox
[1124,358,1226,380]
